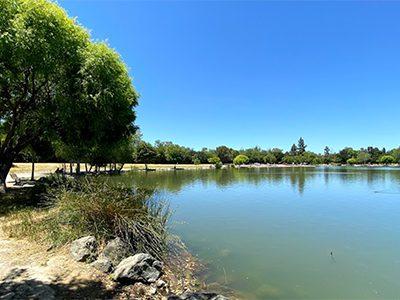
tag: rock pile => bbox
[70,235,228,299]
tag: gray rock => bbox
[168,292,229,300]
[70,236,97,262]
[101,237,130,267]
[112,253,163,284]
[91,256,113,273]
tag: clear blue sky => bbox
[59,0,400,153]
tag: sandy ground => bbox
[0,222,117,299]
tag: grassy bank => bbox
[3,178,170,260]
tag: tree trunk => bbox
[76,162,80,175]
[85,163,88,173]
[69,163,73,175]
[0,160,13,194]
[31,161,35,181]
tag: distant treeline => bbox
[17,137,400,166]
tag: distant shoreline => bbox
[8,162,400,183]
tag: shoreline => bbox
[8,162,400,178]
[6,162,400,188]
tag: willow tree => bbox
[0,0,138,192]
[54,42,138,172]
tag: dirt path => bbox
[0,223,116,299]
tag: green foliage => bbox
[192,157,201,165]
[379,155,396,165]
[389,148,400,163]
[55,42,138,166]
[134,141,158,163]
[282,155,298,164]
[263,153,277,164]
[366,147,384,162]
[164,143,193,164]
[0,0,138,187]
[153,141,193,164]
[347,157,358,165]
[324,146,330,156]
[242,147,266,163]
[233,154,249,165]
[323,146,332,164]
[297,137,307,154]
[0,0,88,183]
[215,146,237,164]
[290,144,298,156]
[270,148,284,162]
[208,156,222,169]
[193,148,213,164]
[356,151,371,164]
[339,148,357,164]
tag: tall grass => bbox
[4,178,170,260]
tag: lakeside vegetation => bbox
[4,178,170,260]
[14,136,400,172]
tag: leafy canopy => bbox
[0,0,138,183]
[233,154,250,165]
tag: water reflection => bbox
[116,167,400,196]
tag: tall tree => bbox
[55,42,138,168]
[134,141,158,163]
[0,0,137,192]
[297,137,307,154]
[216,146,236,164]
[270,148,284,163]
[324,146,330,156]
[290,144,298,156]
[338,147,356,164]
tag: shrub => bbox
[208,156,222,169]
[233,154,250,165]
[347,157,358,165]
[4,179,170,260]
[379,155,396,165]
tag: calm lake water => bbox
[122,167,400,299]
